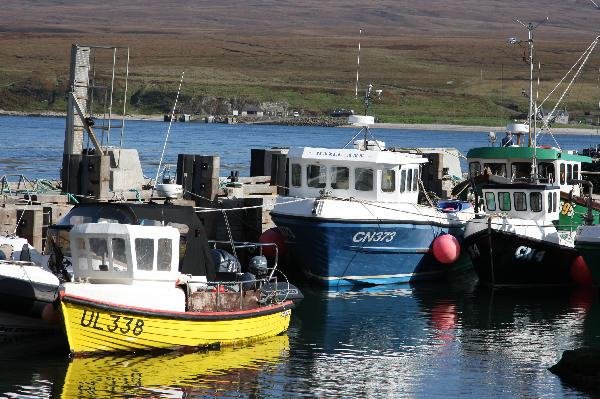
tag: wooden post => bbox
[243,197,264,242]
[176,154,195,199]
[15,207,43,250]
[250,149,266,176]
[80,155,110,199]
[192,155,220,239]
[270,153,288,195]
[61,154,82,195]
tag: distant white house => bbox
[241,105,263,117]
[232,110,239,116]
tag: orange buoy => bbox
[259,227,287,258]
[432,234,460,264]
[570,256,594,286]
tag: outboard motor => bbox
[249,255,269,278]
[211,249,241,273]
[239,272,257,291]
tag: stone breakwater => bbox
[242,116,349,128]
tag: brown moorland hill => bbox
[1,0,599,123]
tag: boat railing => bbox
[0,259,37,266]
[185,272,295,312]
[187,240,292,311]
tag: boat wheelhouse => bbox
[270,140,474,287]
[463,182,580,287]
[287,141,426,203]
[467,145,590,197]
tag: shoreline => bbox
[370,123,600,136]
[2,109,599,135]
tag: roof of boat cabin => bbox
[288,147,428,165]
[467,146,591,163]
[481,182,560,190]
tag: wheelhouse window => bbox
[111,238,128,272]
[514,192,527,211]
[469,162,481,177]
[407,169,413,192]
[89,238,109,271]
[530,192,542,212]
[553,192,558,212]
[498,192,511,211]
[412,168,419,191]
[307,164,326,188]
[511,162,532,179]
[485,192,496,211]
[75,237,88,270]
[400,169,407,193]
[291,164,301,187]
[330,166,349,190]
[574,164,579,180]
[157,238,172,271]
[355,168,373,191]
[567,164,573,183]
[381,169,396,193]
[484,163,507,177]
[135,238,155,271]
[538,162,555,183]
[560,163,566,185]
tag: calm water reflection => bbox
[0,275,598,398]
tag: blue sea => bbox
[0,115,599,398]
[2,115,600,181]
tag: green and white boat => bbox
[460,122,600,286]
[464,123,597,228]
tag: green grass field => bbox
[1,1,599,125]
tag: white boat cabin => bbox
[481,183,561,222]
[287,140,429,203]
[69,222,181,285]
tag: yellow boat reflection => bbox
[60,334,289,399]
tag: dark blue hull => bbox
[271,214,470,287]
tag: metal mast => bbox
[513,17,547,147]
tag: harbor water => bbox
[1,115,600,398]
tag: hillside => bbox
[1,0,599,124]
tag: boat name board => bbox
[352,231,397,243]
[468,243,545,263]
[313,151,365,158]
[80,309,145,336]
[514,246,545,263]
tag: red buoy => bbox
[431,234,460,264]
[570,256,594,286]
[41,303,60,325]
[259,227,287,258]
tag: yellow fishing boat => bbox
[51,203,301,356]
[60,334,289,399]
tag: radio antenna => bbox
[355,28,363,99]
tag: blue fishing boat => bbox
[269,107,474,286]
